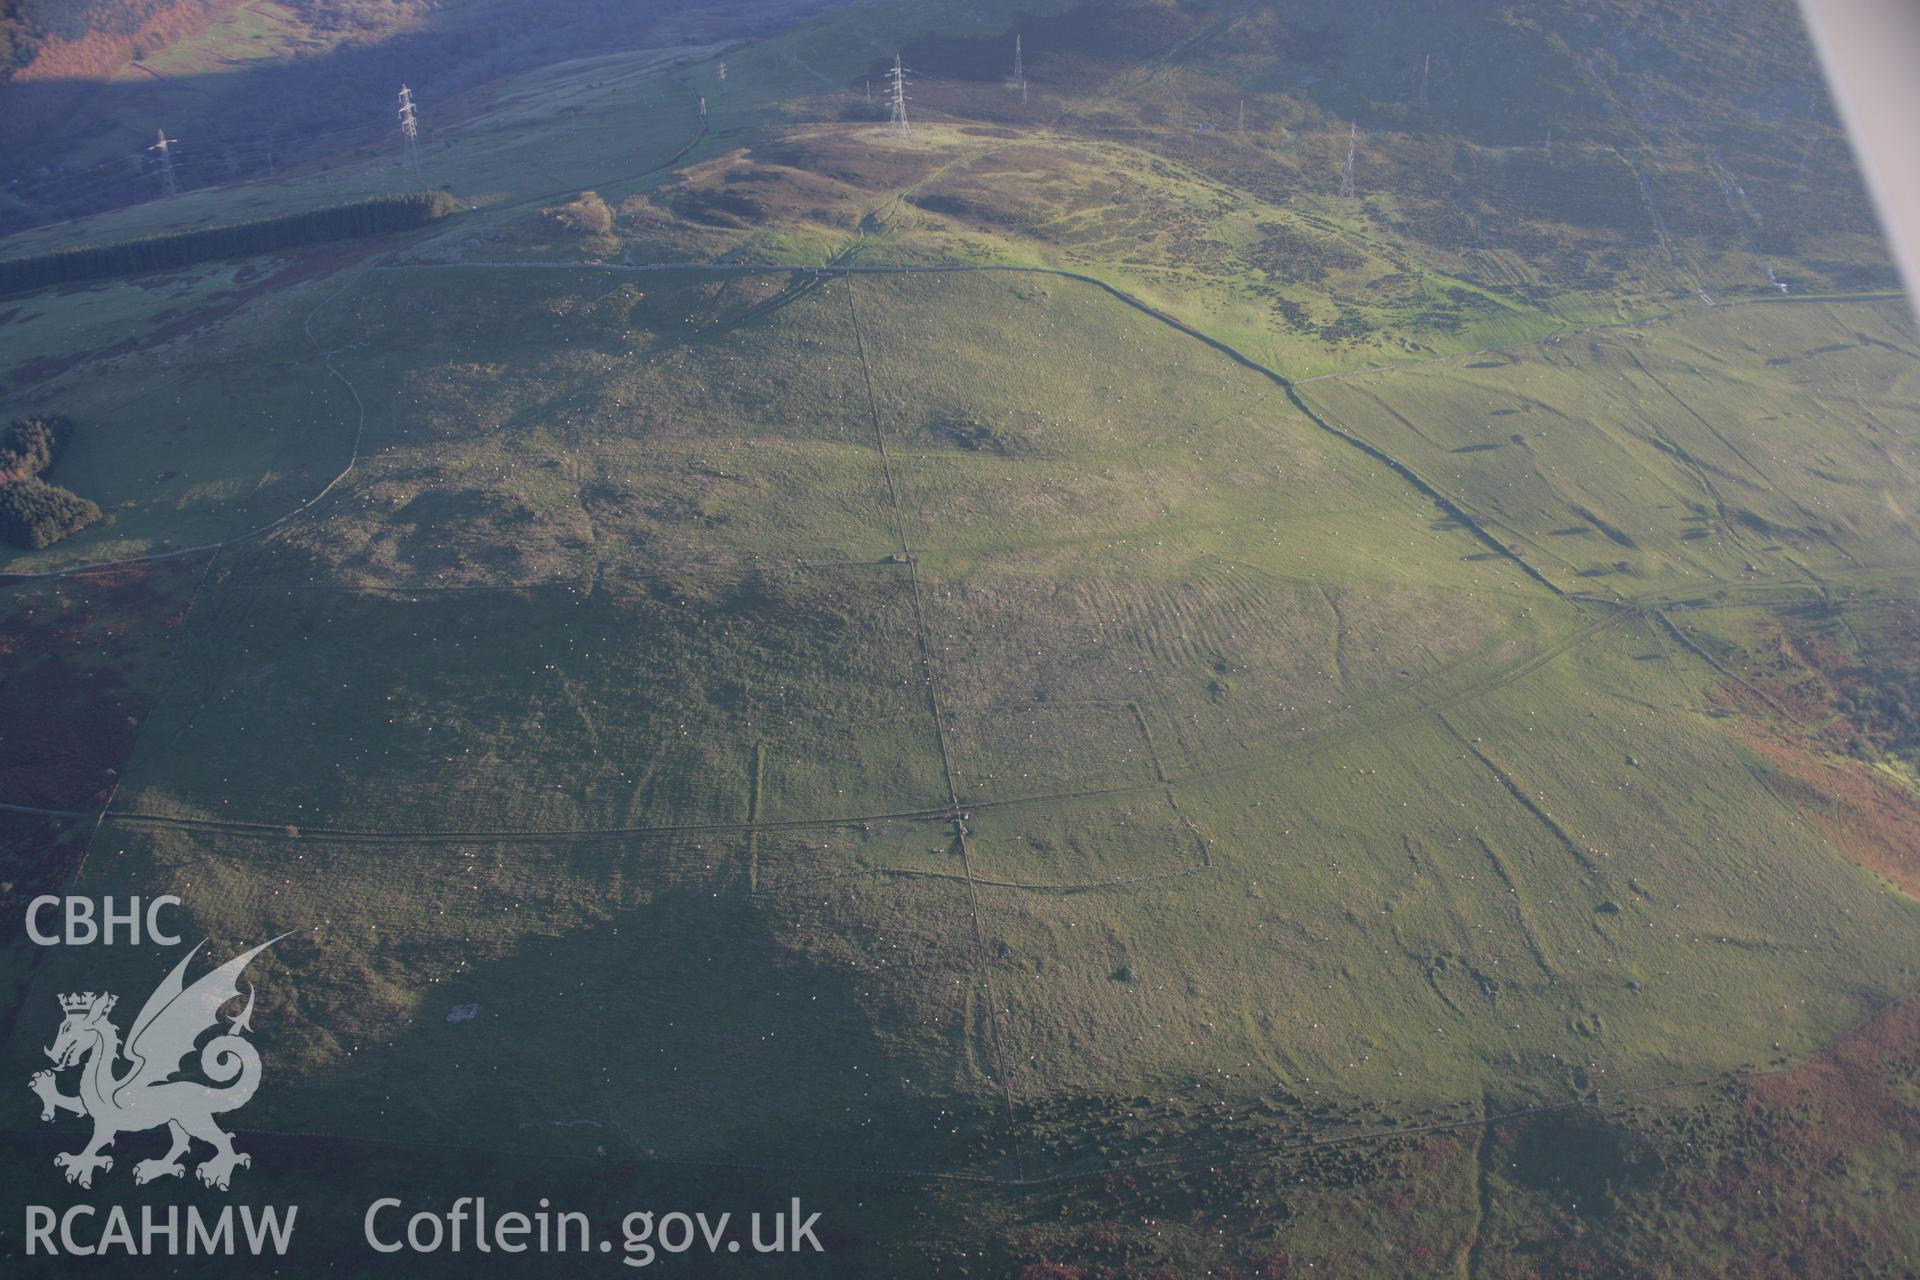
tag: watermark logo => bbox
[29,936,284,1191]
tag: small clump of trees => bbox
[545,190,613,236]
[0,415,101,548]
[540,190,618,256]
[0,189,458,294]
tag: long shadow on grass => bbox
[271,874,1006,1187]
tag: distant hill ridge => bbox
[1,0,246,83]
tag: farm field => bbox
[2,1,1918,1275]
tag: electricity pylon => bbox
[887,54,910,134]
[397,85,420,170]
[149,129,178,197]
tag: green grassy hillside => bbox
[1,1,1916,1275]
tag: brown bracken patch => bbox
[1737,723,1920,896]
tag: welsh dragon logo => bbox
[29,937,283,1190]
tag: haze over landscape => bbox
[0,1,1917,1275]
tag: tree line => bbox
[0,188,457,293]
